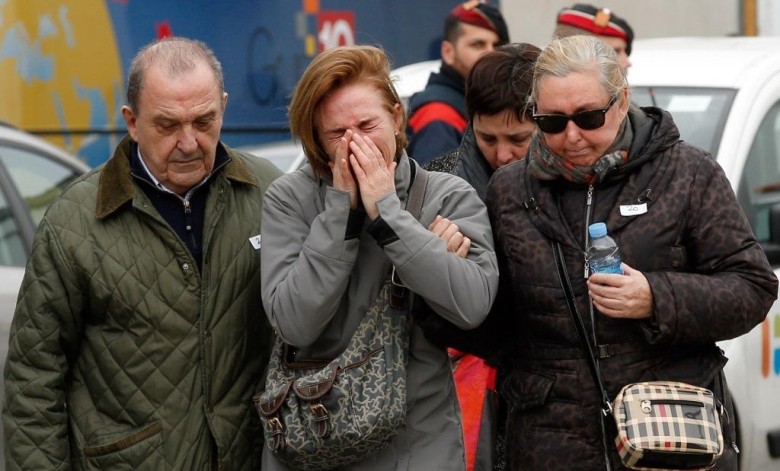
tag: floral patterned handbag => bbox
[252,281,408,470]
[252,165,429,470]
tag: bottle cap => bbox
[588,222,607,238]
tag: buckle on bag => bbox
[389,267,407,309]
[267,416,286,451]
[310,402,331,438]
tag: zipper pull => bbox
[731,441,740,454]
[584,184,594,279]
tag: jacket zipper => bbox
[641,398,706,411]
[583,185,594,278]
[583,184,612,471]
[182,198,198,249]
[583,184,599,349]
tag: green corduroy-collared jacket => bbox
[3,136,282,470]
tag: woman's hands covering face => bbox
[330,129,396,219]
[331,130,471,259]
[329,129,359,210]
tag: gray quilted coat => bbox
[3,136,282,470]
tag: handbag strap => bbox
[552,241,613,415]
[389,160,428,308]
[407,159,428,220]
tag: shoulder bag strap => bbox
[389,160,428,309]
[407,159,428,220]
[552,241,613,415]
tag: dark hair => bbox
[288,45,407,178]
[465,43,541,122]
[443,15,464,43]
[126,37,224,114]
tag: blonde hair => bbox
[288,45,407,177]
[530,35,628,107]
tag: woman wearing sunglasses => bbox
[477,35,777,470]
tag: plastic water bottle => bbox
[588,222,624,275]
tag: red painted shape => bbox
[156,21,173,39]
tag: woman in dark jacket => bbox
[483,35,778,470]
[427,43,540,200]
[425,43,540,471]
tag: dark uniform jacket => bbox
[406,64,468,164]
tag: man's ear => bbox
[441,40,455,66]
[221,92,228,113]
[121,105,138,141]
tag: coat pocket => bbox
[83,420,163,469]
[499,369,554,412]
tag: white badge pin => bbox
[249,234,262,250]
[620,203,647,216]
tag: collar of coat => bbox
[95,135,258,220]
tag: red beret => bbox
[448,1,510,46]
[556,3,634,54]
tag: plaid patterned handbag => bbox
[613,381,724,470]
[553,243,724,470]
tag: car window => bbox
[0,145,82,227]
[631,87,735,156]
[0,186,26,267]
[741,100,780,243]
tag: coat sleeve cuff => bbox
[345,209,366,240]
[367,216,399,247]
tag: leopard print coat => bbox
[483,107,778,470]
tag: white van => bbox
[392,37,780,470]
[628,37,780,471]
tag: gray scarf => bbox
[527,116,633,184]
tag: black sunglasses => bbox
[532,96,618,134]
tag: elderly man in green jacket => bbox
[2,37,281,469]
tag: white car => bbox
[0,122,89,327]
[238,140,306,174]
[391,59,440,110]
[391,38,780,469]
[628,37,780,470]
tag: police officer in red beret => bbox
[406,1,510,164]
[555,3,635,72]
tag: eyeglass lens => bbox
[533,97,616,134]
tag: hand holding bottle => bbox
[588,263,653,319]
[586,223,652,319]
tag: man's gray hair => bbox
[126,37,224,113]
